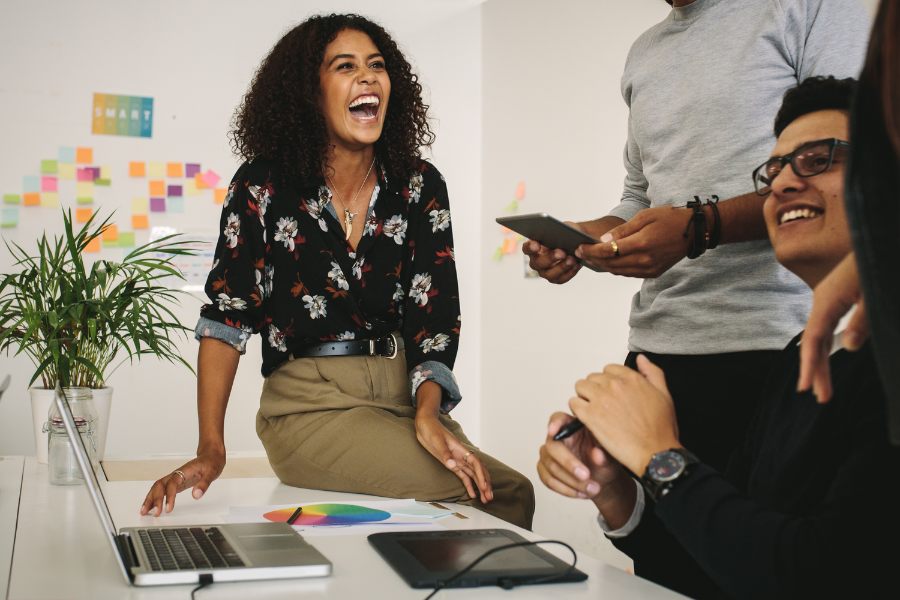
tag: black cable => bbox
[191,574,214,600]
[422,540,577,600]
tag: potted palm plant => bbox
[0,210,196,463]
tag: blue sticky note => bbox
[58,146,76,163]
[23,176,40,193]
[167,196,185,213]
[1,207,19,227]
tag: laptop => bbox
[53,384,332,586]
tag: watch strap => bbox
[641,448,700,503]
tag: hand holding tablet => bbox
[497,213,605,273]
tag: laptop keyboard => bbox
[137,527,245,571]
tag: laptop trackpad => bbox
[239,534,306,553]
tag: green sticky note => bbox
[77,197,94,205]
[1,207,18,227]
[493,247,503,260]
[3,194,21,204]
[102,239,120,247]
[118,232,136,247]
[95,178,111,186]
[41,159,58,174]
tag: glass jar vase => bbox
[43,387,99,486]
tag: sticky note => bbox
[95,179,110,186]
[167,185,182,197]
[23,176,40,192]
[41,159,58,174]
[195,173,210,189]
[58,163,76,179]
[58,147,76,163]
[76,147,93,163]
[100,165,112,179]
[214,188,227,204]
[4,194,21,204]
[1,207,18,227]
[76,181,94,198]
[131,197,149,213]
[84,237,101,253]
[41,177,57,192]
[167,162,183,177]
[515,182,526,200]
[77,197,94,205]
[148,180,165,196]
[185,180,200,196]
[76,208,93,223]
[77,168,94,182]
[23,193,40,206]
[150,197,166,212]
[41,192,59,208]
[118,232,136,247]
[132,215,149,229]
[147,162,165,178]
[201,170,220,188]
[101,224,119,242]
[129,162,146,177]
[167,196,185,213]
[89,167,100,180]
[185,163,201,178]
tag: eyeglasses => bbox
[752,138,850,196]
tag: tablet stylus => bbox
[286,507,303,525]
[553,419,584,441]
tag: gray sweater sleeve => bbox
[781,0,871,82]
[609,112,651,222]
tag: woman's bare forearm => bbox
[196,337,241,456]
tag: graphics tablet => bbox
[368,529,587,589]
[497,213,605,272]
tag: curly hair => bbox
[230,14,434,182]
[774,76,856,137]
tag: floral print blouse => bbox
[196,158,462,412]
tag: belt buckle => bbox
[383,332,399,360]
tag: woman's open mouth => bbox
[349,95,380,122]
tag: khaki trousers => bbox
[256,350,534,530]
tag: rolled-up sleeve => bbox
[194,316,251,355]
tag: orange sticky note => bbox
[132,214,149,229]
[166,162,183,177]
[148,180,165,196]
[515,182,526,200]
[195,173,210,189]
[76,208,92,223]
[23,192,40,206]
[214,188,227,204]
[76,147,93,163]
[101,224,119,241]
[129,162,146,177]
[83,237,101,253]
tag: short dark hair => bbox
[774,76,857,137]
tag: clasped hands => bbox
[538,356,681,522]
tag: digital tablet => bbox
[496,213,605,272]
[368,529,587,590]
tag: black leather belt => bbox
[291,332,403,360]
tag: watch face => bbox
[649,452,685,482]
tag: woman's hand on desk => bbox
[414,381,493,504]
[140,449,226,516]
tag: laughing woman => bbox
[140,13,534,529]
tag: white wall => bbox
[0,0,484,456]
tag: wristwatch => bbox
[641,448,699,503]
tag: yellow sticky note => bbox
[76,208,92,223]
[131,197,149,213]
[84,237,101,253]
[58,163,76,180]
[129,162,146,177]
[76,181,94,198]
[100,165,112,179]
[132,214,149,229]
[195,173,210,189]
[75,147,93,163]
[185,180,200,196]
[147,162,165,178]
[167,162,183,177]
[214,188,227,204]
[23,193,40,206]
[101,224,119,242]
[41,192,59,208]
[148,180,165,196]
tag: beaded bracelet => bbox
[683,197,708,259]
[706,195,721,249]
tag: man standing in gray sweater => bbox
[526,0,870,584]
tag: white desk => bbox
[0,457,24,599]
[6,457,686,599]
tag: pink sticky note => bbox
[41,177,58,192]
[150,197,166,212]
[515,182,526,200]
[77,168,93,182]
[201,170,220,188]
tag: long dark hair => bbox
[229,14,434,182]
[846,0,900,443]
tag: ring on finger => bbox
[173,470,186,485]
[464,450,476,462]
[610,240,620,257]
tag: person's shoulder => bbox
[419,160,446,185]
[241,157,284,185]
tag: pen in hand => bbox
[553,418,584,441]
[286,507,303,525]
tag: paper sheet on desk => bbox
[224,499,447,537]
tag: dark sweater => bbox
[612,335,900,599]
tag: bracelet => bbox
[706,196,721,249]
[683,197,708,259]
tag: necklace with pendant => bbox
[326,157,376,240]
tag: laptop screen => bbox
[54,384,132,583]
